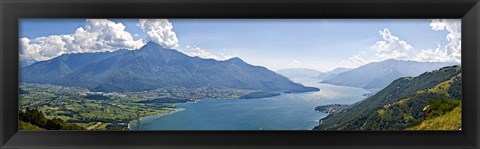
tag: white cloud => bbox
[138,19,232,61]
[20,19,144,62]
[20,36,66,61]
[20,19,226,63]
[340,54,369,68]
[415,19,461,63]
[292,59,302,65]
[283,59,303,68]
[430,19,450,31]
[180,45,233,61]
[341,19,461,68]
[415,43,452,62]
[372,28,413,60]
[138,19,179,49]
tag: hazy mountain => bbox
[21,42,316,93]
[276,68,323,79]
[19,59,38,68]
[317,67,351,81]
[314,65,461,130]
[21,49,129,83]
[275,67,352,81]
[321,59,457,91]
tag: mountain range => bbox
[317,67,351,81]
[321,59,457,91]
[276,67,351,81]
[21,42,316,93]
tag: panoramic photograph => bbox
[18,19,461,131]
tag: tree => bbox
[19,108,86,130]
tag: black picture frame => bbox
[1,0,479,149]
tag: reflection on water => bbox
[132,78,370,130]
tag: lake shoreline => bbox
[128,108,185,130]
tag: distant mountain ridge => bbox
[321,59,457,91]
[276,67,352,81]
[276,68,322,79]
[21,42,316,93]
[317,67,351,81]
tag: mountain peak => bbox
[227,57,244,62]
[376,59,408,64]
[138,41,181,56]
[142,41,163,49]
[229,57,241,60]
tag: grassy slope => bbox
[315,65,461,130]
[366,74,460,130]
[406,73,461,130]
[19,120,45,130]
[407,105,461,130]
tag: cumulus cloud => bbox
[340,54,369,68]
[340,19,461,69]
[20,19,144,62]
[415,43,453,62]
[138,19,179,49]
[137,19,232,60]
[415,19,461,63]
[20,19,230,64]
[180,45,233,61]
[372,28,414,60]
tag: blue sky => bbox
[19,19,459,71]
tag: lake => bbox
[131,78,370,130]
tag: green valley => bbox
[19,83,256,130]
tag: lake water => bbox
[131,78,370,130]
